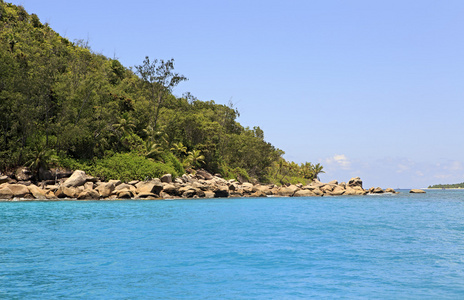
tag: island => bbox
[428,183,464,189]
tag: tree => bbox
[135,56,187,131]
[170,142,187,157]
[184,149,205,169]
[311,163,325,180]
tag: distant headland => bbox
[428,183,464,189]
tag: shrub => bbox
[159,151,184,176]
[219,163,251,182]
[57,152,180,182]
[91,152,178,182]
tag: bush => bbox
[57,152,181,182]
[92,152,178,182]
[219,163,251,182]
[159,151,184,176]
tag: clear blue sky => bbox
[10,0,464,188]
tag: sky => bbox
[9,0,464,188]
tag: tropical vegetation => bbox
[428,183,464,189]
[0,1,324,184]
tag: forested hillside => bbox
[0,1,323,184]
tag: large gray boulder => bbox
[162,183,179,195]
[136,180,163,195]
[0,186,13,199]
[62,170,87,188]
[8,184,31,198]
[27,184,48,200]
[294,189,317,197]
[277,185,299,197]
[348,177,363,189]
[117,190,133,199]
[330,186,346,196]
[160,174,172,183]
[196,169,213,180]
[55,186,79,198]
[77,189,100,200]
[115,183,136,193]
[252,184,273,196]
[345,186,367,195]
[241,182,254,193]
[214,185,229,198]
[95,182,115,198]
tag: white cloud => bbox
[445,161,463,172]
[325,154,352,170]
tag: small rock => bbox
[410,189,426,194]
[160,174,172,183]
[0,175,9,184]
[371,187,384,194]
[108,179,122,187]
[196,169,213,180]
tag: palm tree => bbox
[184,149,205,169]
[170,142,187,158]
[26,141,57,180]
[113,117,135,138]
[143,140,163,159]
[301,162,314,180]
[311,163,325,181]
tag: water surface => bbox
[2,190,464,299]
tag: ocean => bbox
[1,190,464,299]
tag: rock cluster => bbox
[0,169,400,201]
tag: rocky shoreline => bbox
[0,168,402,201]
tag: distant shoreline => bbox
[426,188,464,190]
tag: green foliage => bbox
[219,164,251,182]
[0,2,323,184]
[159,151,184,176]
[184,149,205,169]
[92,152,177,182]
[428,182,464,189]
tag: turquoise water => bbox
[2,190,464,299]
